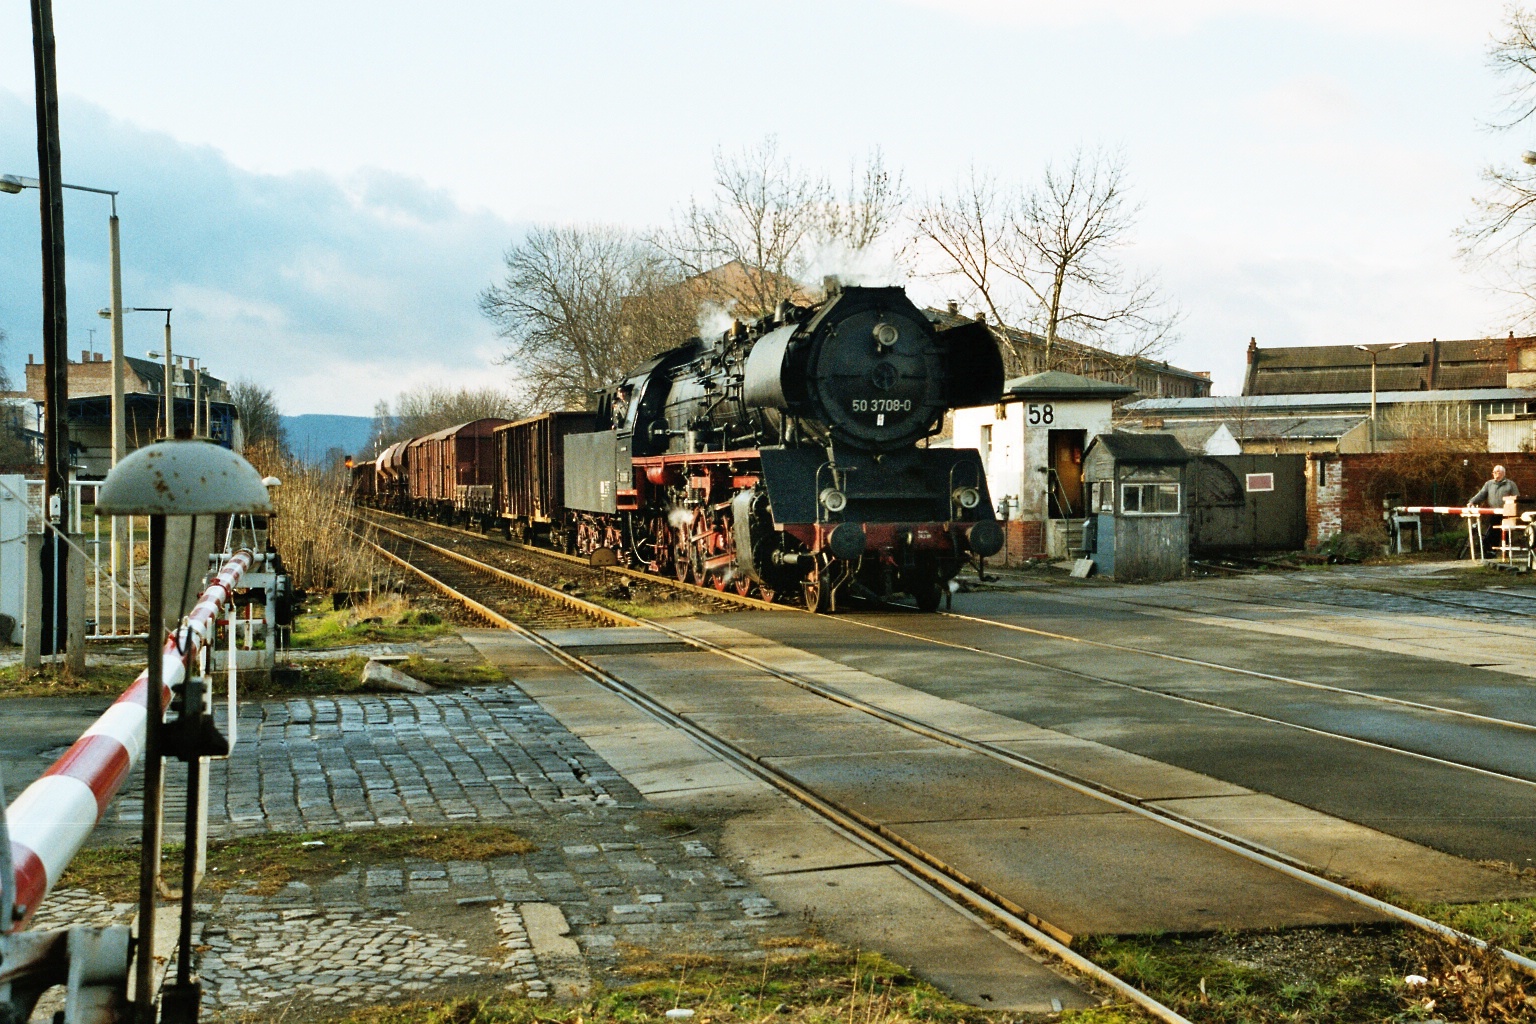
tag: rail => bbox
[365,516,1536,983]
[2,549,253,933]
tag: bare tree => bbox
[481,225,693,409]
[375,384,522,447]
[917,148,1180,374]
[229,379,286,451]
[1461,5,1536,323]
[913,170,1015,329]
[658,138,908,318]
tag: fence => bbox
[7,479,152,640]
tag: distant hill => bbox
[281,414,375,464]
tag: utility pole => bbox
[109,207,125,461]
[31,0,70,659]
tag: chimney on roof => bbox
[27,354,33,365]
[1247,337,1258,360]
[975,311,986,324]
[946,300,958,316]
[80,350,88,362]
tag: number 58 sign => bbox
[1026,403,1054,426]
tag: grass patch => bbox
[59,825,535,902]
[1080,929,1412,1023]
[309,938,1034,1024]
[292,594,453,649]
[1393,894,1536,959]
[0,661,144,699]
[250,654,502,699]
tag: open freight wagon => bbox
[495,411,597,544]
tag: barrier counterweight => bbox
[4,549,253,932]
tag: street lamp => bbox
[2,173,126,467]
[101,307,174,437]
[1354,342,1408,452]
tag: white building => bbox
[952,370,1135,561]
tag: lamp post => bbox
[1,174,125,466]
[1354,342,1408,452]
[3,170,121,668]
[101,308,173,437]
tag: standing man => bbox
[1468,464,1520,557]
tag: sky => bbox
[0,0,1525,414]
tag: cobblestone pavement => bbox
[33,683,788,1020]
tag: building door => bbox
[1047,429,1086,518]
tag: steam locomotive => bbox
[354,282,1006,611]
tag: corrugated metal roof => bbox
[1245,338,1513,395]
[1126,388,1535,412]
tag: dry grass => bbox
[299,936,1037,1024]
[247,440,376,592]
[1403,937,1536,1022]
[59,825,536,902]
[0,660,143,698]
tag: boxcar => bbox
[494,411,597,542]
[407,418,510,524]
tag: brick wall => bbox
[998,519,1045,565]
[1308,451,1536,545]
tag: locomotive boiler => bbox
[561,282,1006,611]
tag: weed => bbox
[0,661,143,699]
[59,825,535,902]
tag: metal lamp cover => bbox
[94,440,273,515]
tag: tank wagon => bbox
[351,283,1005,612]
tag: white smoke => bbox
[668,506,695,530]
[696,301,736,341]
[798,237,912,292]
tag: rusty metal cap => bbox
[95,440,273,515]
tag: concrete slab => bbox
[764,749,1117,824]
[895,815,1384,939]
[538,627,694,655]
[761,865,1092,1011]
[1151,794,1536,902]
[684,711,951,759]
[719,813,1093,1013]
[993,736,1254,801]
[520,902,591,999]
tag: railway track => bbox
[365,510,1536,759]
[347,521,1536,1006]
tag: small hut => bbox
[1083,433,1190,581]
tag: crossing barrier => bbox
[4,549,253,933]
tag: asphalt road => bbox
[719,591,1536,868]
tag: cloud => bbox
[0,90,523,415]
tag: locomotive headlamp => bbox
[872,322,899,350]
[819,487,848,513]
[952,485,981,510]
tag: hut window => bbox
[1121,482,1180,515]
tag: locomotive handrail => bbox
[2,548,253,933]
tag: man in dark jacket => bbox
[1468,465,1520,556]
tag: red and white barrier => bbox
[1396,506,1501,516]
[4,549,254,932]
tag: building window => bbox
[979,424,992,465]
[1121,482,1180,515]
